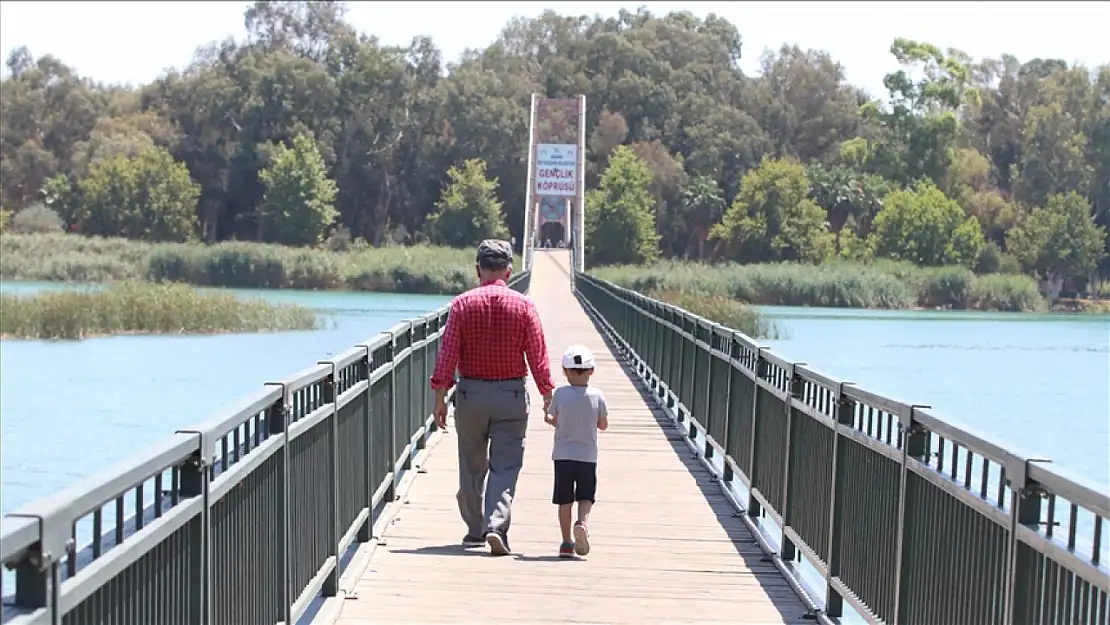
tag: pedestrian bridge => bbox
[2,249,1107,625]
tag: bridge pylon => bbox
[521,94,586,274]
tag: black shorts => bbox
[552,459,597,505]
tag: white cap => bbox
[561,344,595,370]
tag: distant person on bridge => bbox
[430,239,555,556]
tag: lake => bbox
[1,283,1106,517]
[0,282,452,517]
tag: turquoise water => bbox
[0,282,451,516]
[1,283,1106,514]
[755,306,1110,488]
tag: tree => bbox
[585,146,661,266]
[39,173,79,228]
[76,148,199,242]
[678,175,725,260]
[1012,102,1093,209]
[628,140,686,256]
[807,163,891,254]
[749,44,862,163]
[869,181,984,268]
[258,133,339,247]
[588,108,629,177]
[862,39,977,186]
[710,157,832,264]
[1007,192,1107,294]
[424,158,509,248]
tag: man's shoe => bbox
[485,531,511,556]
[462,534,485,547]
[573,521,590,556]
[558,541,576,558]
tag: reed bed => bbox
[595,260,1047,312]
[0,282,319,340]
[1,234,477,294]
[646,289,781,339]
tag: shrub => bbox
[918,266,975,309]
[10,204,64,234]
[975,242,1003,274]
[968,274,1047,312]
[0,282,318,340]
[998,253,1023,275]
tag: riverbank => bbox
[0,233,476,294]
[593,260,1049,312]
[0,282,319,340]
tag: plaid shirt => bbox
[429,279,555,397]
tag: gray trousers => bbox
[453,377,529,538]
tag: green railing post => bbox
[11,552,49,620]
[894,405,931,624]
[720,334,742,484]
[263,395,292,625]
[1005,461,1048,625]
[400,324,413,473]
[382,332,397,502]
[322,370,340,597]
[824,382,856,619]
[357,348,373,543]
[747,348,768,519]
[178,443,209,625]
[780,364,806,564]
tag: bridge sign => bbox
[535,143,577,197]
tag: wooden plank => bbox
[328,250,812,624]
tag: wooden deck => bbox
[316,250,811,624]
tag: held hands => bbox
[542,391,555,426]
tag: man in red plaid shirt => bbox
[430,239,555,556]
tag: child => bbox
[544,344,609,558]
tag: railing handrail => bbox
[0,270,531,625]
[573,270,1108,625]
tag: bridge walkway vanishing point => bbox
[318,249,814,624]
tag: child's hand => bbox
[544,413,557,426]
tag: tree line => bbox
[1,2,1106,293]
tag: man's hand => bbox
[544,413,557,427]
[542,391,553,416]
[434,396,448,431]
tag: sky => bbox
[0,1,1107,99]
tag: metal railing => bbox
[573,271,1108,625]
[0,271,530,625]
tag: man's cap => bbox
[561,344,595,370]
[476,239,513,268]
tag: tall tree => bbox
[1007,192,1107,295]
[425,158,509,248]
[710,156,832,264]
[76,147,200,242]
[258,133,339,247]
[869,181,984,268]
[585,146,661,266]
